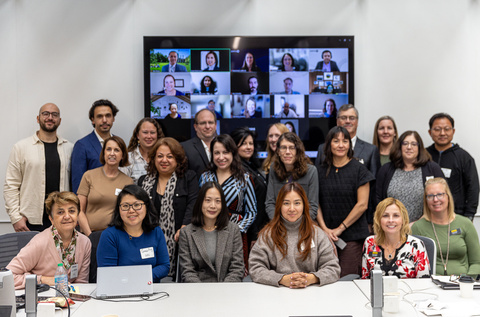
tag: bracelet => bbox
[342,222,348,229]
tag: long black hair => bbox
[322,126,353,176]
[191,182,229,230]
[230,126,261,169]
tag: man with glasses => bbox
[427,113,479,220]
[71,99,119,193]
[4,103,73,231]
[181,109,217,177]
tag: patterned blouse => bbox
[362,235,430,279]
[199,171,257,233]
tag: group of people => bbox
[4,99,480,290]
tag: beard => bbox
[40,120,59,133]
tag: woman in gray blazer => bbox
[178,182,245,282]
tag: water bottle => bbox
[54,263,69,298]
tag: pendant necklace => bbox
[432,221,450,275]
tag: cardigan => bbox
[178,222,244,282]
[249,217,340,287]
[7,227,91,289]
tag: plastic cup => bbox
[458,275,475,298]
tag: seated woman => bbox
[362,197,430,279]
[200,75,218,94]
[244,97,262,118]
[77,136,133,236]
[97,185,170,282]
[121,118,164,183]
[138,137,198,277]
[412,178,480,276]
[178,182,244,282]
[376,131,444,222]
[7,191,91,289]
[266,132,318,220]
[249,182,340,288]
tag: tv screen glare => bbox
[144,36,354,155]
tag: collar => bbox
[94,129,111,145]
[351,135,358,148]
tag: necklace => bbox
[431,221,450,275]
[383,241,401,260]
[203,225,217,232]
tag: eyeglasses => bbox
[431,127,453,133]
[119,202,145,211]
[338,116,357,121]
[41,111,59,118]
[279,146,296,153]
[401,141,419,147]
[426,193,446,201]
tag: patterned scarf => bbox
[51,226,78,270]
[160,172,178,276]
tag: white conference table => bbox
[354,278,480,317]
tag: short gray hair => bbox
[337,104,358,119]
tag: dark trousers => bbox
[337,240,363,277]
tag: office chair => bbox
[0,231,39,268]
[413,235,436,275]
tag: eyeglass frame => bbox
[119,202,146,211]
[426,192,446,201]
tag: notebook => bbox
[431,276,480,290]
[96,265,154,299]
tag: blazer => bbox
[138,170,198,232]
[203,66,220,71]
[161,64,187,72]
[314,60,340,72]
[181,136,210,177]
[178,222,244,283]
[71,131,102,193]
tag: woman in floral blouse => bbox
[362,197,430,278]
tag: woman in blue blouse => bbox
[199,134,257,267]
[97,185,170,282]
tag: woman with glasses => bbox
[372,116,398,166]
[138,138,198,277]
[362,198,430,279]
[316,126,374,277]
[97,185,170,282]
[376,131,444,222]
[265,132,318,220]
[412,178,480,276]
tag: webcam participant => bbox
[200,75,218,95]
[282,78,300,94]
[161,51,187,72]
[207,100,222,119]
[97,185,170,282]
[165,103,182,119]
[279,53,295,71]
[178,182,244,282]
[323,99,337,118]
[158,74,185,96]
[244,97,262,118]
[284,121,296,134]
[362,198,430,279]
[315,50,340,72]
[277,102,298,118]
[240,52,261,72]
[7,191,91,289]
[204,51,220,71]
[249,182,340,288]
[246,76,264,95]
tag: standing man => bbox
[315,104,380,228]
[71,99,119,193]
[181,109,217,177]
[427,113,479,220]
[4,103,73,232]
[161,51,187,72]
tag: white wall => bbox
[1,0,479,234]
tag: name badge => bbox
[140,247,155,259]
[441,168,452,178]
[369,251,381,258]
[115,188,122,196]
[450,228,462,236]
[300,240,315,251]
[70,264,79,279]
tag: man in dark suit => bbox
[315,104,380,228]
[181,109,217,177]
[161,51,187,72]
[71,99,119,193]
[314,50,340,72]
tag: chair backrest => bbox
[88,230,104,283]
[0,231,39,268]
[413,235,436,275]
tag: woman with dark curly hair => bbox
[316,126,375,277]
[200,75,218,94]
[279,53,295,71]
[376,130,444,222]
[138,137,198,277]
[265,132,318,220]
[120,118,164,183]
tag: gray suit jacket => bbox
[178,222,244,283]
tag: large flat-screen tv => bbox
[143,36,354,157]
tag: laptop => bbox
[96,265,154,299]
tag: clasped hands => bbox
[280,272,319,288]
